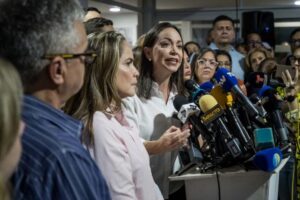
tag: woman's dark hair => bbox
[137,22,185,99]
[215,49,232,65]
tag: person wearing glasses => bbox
[0,0,111,199]
[246,32,263,51]
[122,22,190,200]
[215,49,232,71]
[191,48,218,84]
[281,28,300,65]
[0,60,24,200]
[64,31,163,200]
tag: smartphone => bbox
[274,64,297,80]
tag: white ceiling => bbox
[89,0,298,14]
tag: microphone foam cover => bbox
[198,95,218,112]
[199,81,214,92]
[173,95,189,112]
[253,147,282,172]
[258,85,273,97]
[214,68,238,91]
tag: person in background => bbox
[282,28,300,65]
[209,15,245,80]
[206,28,214,46]
[245,47,272,73]
[84,17,114,35]
[215,49,232,71]
[246,32,262,51]
[184,41,201,56]
[0,0,111,199]
[0,60,24,200]
[191,48,218,84]
[279,46,300,200]
[123,22,190,200]
[64,31,163,200]
[183,49,192,81]
[84,7,102,22]
[235,42,248,56]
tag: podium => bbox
[169,158,289,200]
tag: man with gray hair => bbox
[0,0,111,199]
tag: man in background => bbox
[209,15,245,80]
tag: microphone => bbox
[173,95,200,124]
[245,72,267,89]
[184,79,207,102]
[198,94,242,158]
[199,81,214,92]
[258,86,289,146]
[173,95,203,165]
[213,68,261,118]
[207,88,255,155]
[253,147,282,172]
[246,72,285,94]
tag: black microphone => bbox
[173,95,203,164]
[184,79,207,103]
[198,94,243,158]
[258,86,289,147]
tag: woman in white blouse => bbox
[64,31,163,200]
[123,22,190,200]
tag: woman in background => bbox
[191,48,218,84]
[123,22,190,200]
[215,49,232,71]
[64,31,163,200]
[245,47,272,73]
[0,59,24,200]
[183,49,192,81]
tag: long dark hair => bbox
[137,22,185,99]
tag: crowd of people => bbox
[0,0,299,200]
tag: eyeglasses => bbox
[248,41,262,46]
[289,56,300,64]
[42,52,97,65]
[197,59,218,67]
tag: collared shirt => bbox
[90,111,163,200]
[122,82,183,199]
[209,42,245,80]
[13,95,111,200]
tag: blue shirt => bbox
[209,42,245,80]
[13,95,111,200]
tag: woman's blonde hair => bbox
[245,47,272,72]
[64,31,126,146]
[0,59,23,200]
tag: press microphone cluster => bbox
[174,67,290,173]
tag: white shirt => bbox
[122,82,183,199]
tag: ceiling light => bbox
[109,7,120,12]
[295,1,300,5]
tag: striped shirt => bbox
[12,95,111,200]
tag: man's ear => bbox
[144,47,152,62]
[48,56,65,85]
